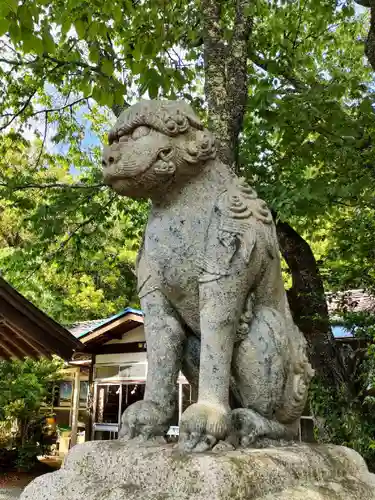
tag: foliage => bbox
[310,311,375,472]
[0,129,148,324]
[240,2,375,291]
[0,2,373,322]
[0,357,63,469]
[0,0,375,467]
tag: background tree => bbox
[0,0,374,391]
[0,357,63,470]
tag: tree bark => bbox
[201,0,348,391]
[355,0,375,71]
[276,219,347,387]
[202,0,252,170]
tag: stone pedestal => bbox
[20,440,375,500]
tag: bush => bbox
[310,328,375,472]
[0,357,63,470]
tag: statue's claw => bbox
[119,400,170,441]
[178,402,230,452]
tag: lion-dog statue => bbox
[102,99,314,452]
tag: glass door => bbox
[120,384,145,417]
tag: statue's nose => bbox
[102,147,116,167]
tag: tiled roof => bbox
[68,291,375,340]
[68,307,143,338]
[326,289,375,316]
[69,319,107,338]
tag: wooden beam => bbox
[70,367,81,448]
[80,315,143,344]
[87,354,95,441]
[3,320,50,358]
[0,337,18,359]
[0,300,58,357]
[0,344,11,360]
[0,326,32,359]
[0,335,27,360]
[90,342,147,355]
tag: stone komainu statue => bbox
[102,100,314,452]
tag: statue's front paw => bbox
[178,402,230,452]
[119,400,170,441]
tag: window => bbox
[59,381,72,406]
[332,325,353,338]
[80,381,89,404]
[182,383,198,413]
[95,365,119,380]
[120,384,145,416]
[96,385,121,424]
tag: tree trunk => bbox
[201,0,348,391]
[202,0,252,170]
[355,1,375,70]
[276,219,348,387]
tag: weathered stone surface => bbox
[20,441,375,500]
[101,99,314,451]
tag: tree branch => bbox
[0,182,105,191]
[0,91,38,132]
[249,51,307,92]
[34,112,48,170]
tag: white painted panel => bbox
[95,351,147,365]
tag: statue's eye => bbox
[132,126,150,140]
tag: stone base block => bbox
[20,440,375,500]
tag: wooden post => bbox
[178,382,183,424]
[70,367,80,448]
[87,354,95,441]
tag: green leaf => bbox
[61,19,71,38]
[92,85,109,106]
[9,22,22,44]
[79,79,92,97]
[31,35,44,55]
[114,90,125,106]
[101,58,114,76]
[42,29,56,54]
[88,21,100,37]
[17,5,33,30]
[113,5,122,23]
[144,68,160,99]
[89,46,100,64]
[0,17,9,36]
[7,0,18,13]
[74,19,86,39]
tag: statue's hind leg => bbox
[231,307,299,445]
[231,408,298,447]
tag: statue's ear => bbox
[185,130,216,164]
[153,148,176,176]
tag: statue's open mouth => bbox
[102,170,134,185]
